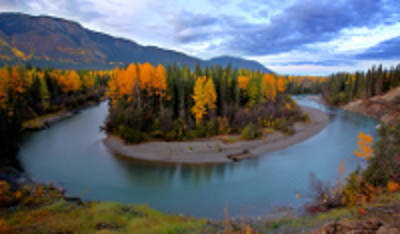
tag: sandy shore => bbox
[103,106,328,164]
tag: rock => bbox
[63,196,83,205]
[362,218,383,230]
[95,222,119,230]
[313,219,384,234]
[377,225,400,234]
[227,149,253,162]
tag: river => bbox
[17,96,378,219]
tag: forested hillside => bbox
[0,13,271,72]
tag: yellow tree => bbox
[276,76,286,94]
[107,67,121,106]
[191,77,207,123]
[120,63,137,98]
[81,74,94,90]
[156,64,167,112]
[263,74,276,102]
[204,77,217,110]
[140,62,156,94]
[155,64,167,96]
[10,66,25,98]
[354,131,373,160]
[57,70,81,93]
[238,76,249,90]
[0,68,9,109]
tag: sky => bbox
[1,0,400,75]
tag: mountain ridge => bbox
[0,12,272,73]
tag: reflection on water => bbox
[18,96,379,219]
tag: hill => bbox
[207,56,272,73]
[0,13,271,72]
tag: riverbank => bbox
[22,98,107,132]
[104,106,328,164]
[341,87,400,125]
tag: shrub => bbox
[165,130,176,141]
[301,112,310,123]
[206,120,218,137]
[218,117,230,135]
[233,108,249,129]
[241,123,257,140]
[264,128,275,134]
[160,108,173,133]
[223,137,237,144]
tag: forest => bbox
[0,63,110,165]
[322,64,400,105]
[105,62,315,144]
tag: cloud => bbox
[153,0,400,57]
[208,0,230,7]
[356,36,400,60]
[228,0,398,55]
[26,0,105,23]
[167,11,220,43]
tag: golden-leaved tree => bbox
[10,66,25,99]
[0,68,9,109]
[191,77,207,123]
[57,70,81,93]
[263,74,276,102]
[204,77,217,111]
[238,75,249,90]
[276,76,286,94]
[107,67,121,106]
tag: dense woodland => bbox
[105,63,312,143]
[322,64,400,105]
[0,63,109,165]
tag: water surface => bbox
[18,96,378,219]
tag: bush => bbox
[206,120,218,137]
[160,108,173,133]
[165,130,176,141]
[241,123,257,140]
[193,122,206,138]
[218,117,230,135]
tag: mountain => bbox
[0,13,272,72]
[208,56,272,73]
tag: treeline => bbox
[106,63,309,143]
[0,63,110,165]
[322,64,400,105]
[286,76,326,94]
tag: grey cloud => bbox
[154,0,400,57]
[0,0,105,22]
[356,36,400,60]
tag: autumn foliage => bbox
[106,63,304,143]
[0,63,109,165]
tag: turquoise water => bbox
[18,96,378,219]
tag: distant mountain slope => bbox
[208,56,273,73]
[0,13,272,72]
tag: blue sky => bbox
[1,0,400,75]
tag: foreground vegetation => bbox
[1,171,398,233]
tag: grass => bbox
[223,137,238,144]
[256,193,400,232]
[4,200,206,233]
[22,109,67,130]
[3,176,399,234]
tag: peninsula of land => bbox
[103,106,328,164]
